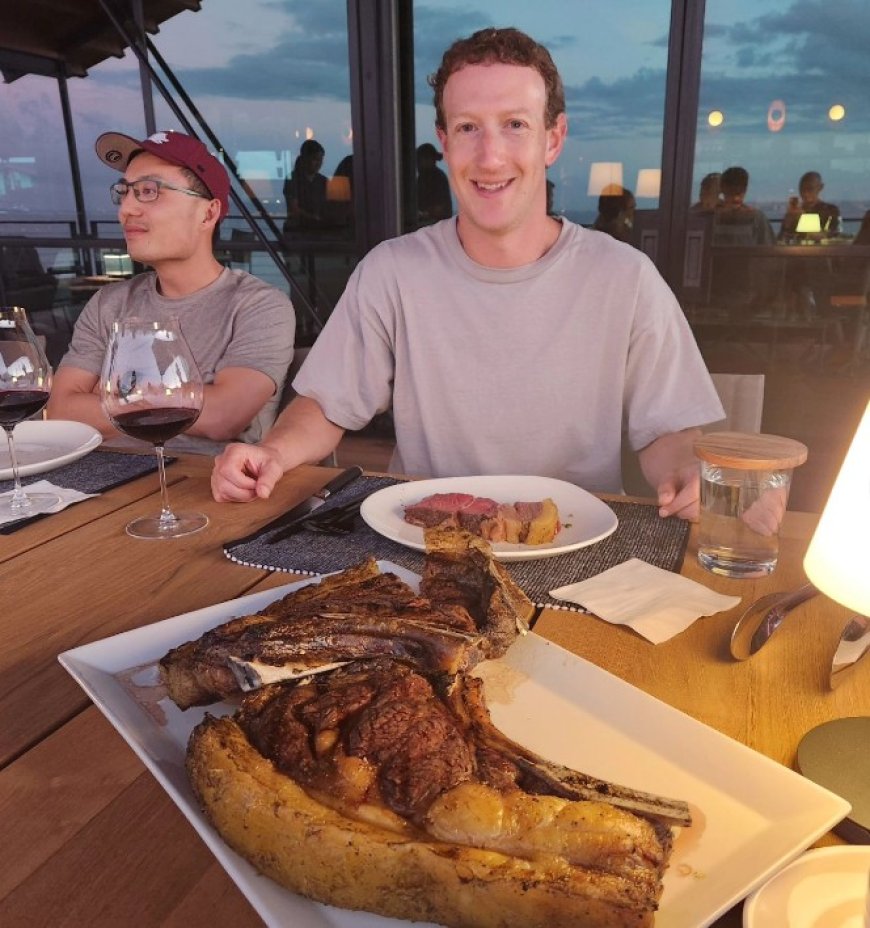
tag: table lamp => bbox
[804,400,870,616]
[587,162,623,197]
[635,168,661,199]
[326,175,351,202]
[795,212,822,235]
[798,398,870,844]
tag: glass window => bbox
[689,0,870,511]
[152,0,355,338]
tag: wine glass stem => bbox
[3,427,30,512]
[154,444,178,528]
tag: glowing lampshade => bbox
[804,400,870,616]
[587,162,623,197]
[326,176,351,202]
[636,169,661,199]
[795,213,822,234]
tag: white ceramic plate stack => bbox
[0,420,102,480]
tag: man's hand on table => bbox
[655,462,701,520]
[211,442,285,501]
[638,428,703,521]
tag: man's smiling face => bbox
[437,62,565,254]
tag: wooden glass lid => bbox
[694,432,809,470]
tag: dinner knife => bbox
[829,613,870,689]
[223,465,363,548]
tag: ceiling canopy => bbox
[0,0,201,81]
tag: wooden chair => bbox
[621,372,765,496]
[828,263,870,374]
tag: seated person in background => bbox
[592,185,635,242]
[690,172,721,212]
[47,130,296,455]
[852,209,870,246]
[212,27,724,520]
[710,166,777,309]
[416,142,453,223]
[283,139,328,237]
[780,171,840,238]
[713,165,775,245]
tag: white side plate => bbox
[360,475,618,561]
[743,846,870,927]
[58,562,850,928]
[0,420,102,480]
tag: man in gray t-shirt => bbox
[48,130,295,454]
[211,29,723,519]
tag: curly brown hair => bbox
[428,27,565,131]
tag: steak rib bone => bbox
[447,676,692,829]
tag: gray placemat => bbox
[0,451,168,534]
[223,477,690,610]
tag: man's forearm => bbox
[261,395,345,471]
[638,428,701,489]
[46,391,117,437]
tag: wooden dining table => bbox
[0,451,866,927]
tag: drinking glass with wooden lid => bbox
[694,431,808,578]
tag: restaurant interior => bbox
[1,2,869,926]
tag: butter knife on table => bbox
[223,465,363,549]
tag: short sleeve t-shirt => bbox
[61,267,295,453]
[293,218,723,492]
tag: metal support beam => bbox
[347,0,403,254]
[57,67,93,274]
[132,0,156,135]
[659,0,706,297]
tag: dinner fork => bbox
[302,498,364,535]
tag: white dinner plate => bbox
[0,420,102,480]
[58,562,850,928]
[360,475,618,561]
[743,846,870,927]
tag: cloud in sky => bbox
[700,0,870,130]
[151,0,870,140]
[42,0,870,194]
[172,0,352,102]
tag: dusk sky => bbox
[2,0,868,223]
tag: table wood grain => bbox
[0,454,866,927]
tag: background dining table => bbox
[0,450,866,927]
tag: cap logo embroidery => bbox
[105,149,123,164]
[147,132,171,145]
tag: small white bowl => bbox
[743,845,870,927]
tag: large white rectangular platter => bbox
[59,563,850,928]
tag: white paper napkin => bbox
[550,557,741,644]
[0,480,97,527]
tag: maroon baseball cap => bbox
[95,130,230,219]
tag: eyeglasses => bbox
[109,178,211,206]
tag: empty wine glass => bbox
[101,315,208,539]
[0,306,61,520]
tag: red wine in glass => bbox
[101,315,208,539]
[0,307,61,520]
[111,407,201,444]
[0,389,53,428]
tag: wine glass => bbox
[101,316,208,539]
[0,306,61,520]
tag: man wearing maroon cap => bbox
[47,130,296,454]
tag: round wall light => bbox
[829,104,846,122]
[708,110,724,128]
[767,99,786,132]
